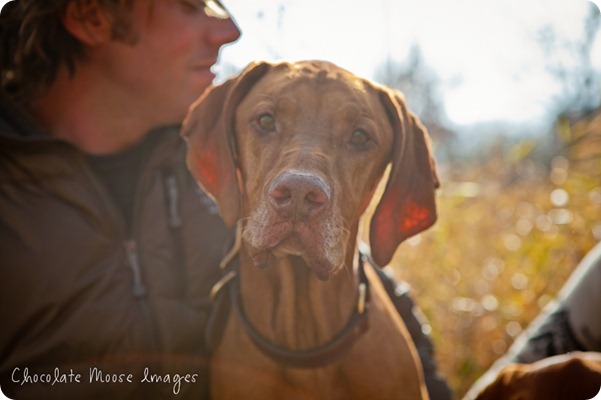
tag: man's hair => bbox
[0,0,137,102]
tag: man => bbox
[0,1,240,399]
[0,1,451,399]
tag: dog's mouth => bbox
[242,170,348,281]
[243,217,345,281]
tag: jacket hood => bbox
[0,89,47,139]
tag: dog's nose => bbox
[268,171,330,220]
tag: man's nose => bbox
[206,12,241,47]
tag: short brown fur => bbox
[183,60,439,400]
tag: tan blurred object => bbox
[474,352,601,400]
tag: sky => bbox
[0,0,599,129]
[218,0,601,128]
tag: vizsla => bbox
[183,60,439,400]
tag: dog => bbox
[471,352,601,400]
[183,60,439,400]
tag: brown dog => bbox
[183,60,439,400]
[473,352,601,400]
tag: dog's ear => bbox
[182,61,271,227]
[369,88,440,266]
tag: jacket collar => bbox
[0,89,47,139]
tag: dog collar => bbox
[210,241,371,369]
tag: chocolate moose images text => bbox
[9,366,198,395]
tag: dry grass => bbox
[361,137,600,398]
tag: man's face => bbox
[94,0,240,125]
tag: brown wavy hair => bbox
[0,0,138,102]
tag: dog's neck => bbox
[237,233,360,351]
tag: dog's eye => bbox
[349,129,371,147]
[257,114,276,133]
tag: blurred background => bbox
[219,0,601,396]
[2,0,599,397]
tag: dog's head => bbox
[183,61,439,280]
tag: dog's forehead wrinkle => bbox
[274,67,365,97]
[329,104,376,128]
[287,61,368,87]
[277,146,335,183]
[254,73,375,131]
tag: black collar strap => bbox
[229,251,371,369]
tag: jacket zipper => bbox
[78,154,162,352]
[164,173,183,229]
[124,240,148,298]
[123,239,161,351]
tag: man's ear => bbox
[182,62,272,227]
[62,0,112,46]
[369,88,440,267]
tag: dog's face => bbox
[234,64,394,280]
[183,61,439,280]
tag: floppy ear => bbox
[369,88,440,266]
[182,62,271,227]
